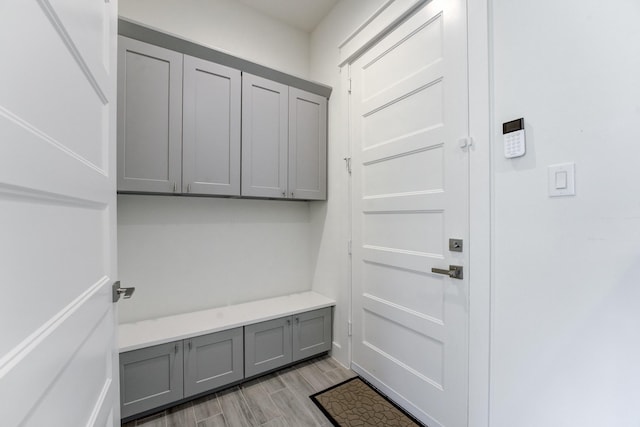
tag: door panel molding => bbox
[36,0,109,103]
[339,0,429,67]
[0,278,113,426]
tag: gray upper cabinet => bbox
[118,36,183,193]
[241,73,328,200]
[292,307,332,362]
[117,33,328,200]
[241,73,289,198]
[183,56,241,196]
[184,327,243,397]
[120,341,184,419]
[288,88,327,200]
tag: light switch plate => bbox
[548,162,575,197]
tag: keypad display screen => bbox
[503,118,524,134]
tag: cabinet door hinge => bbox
[343,157,352,175]
[348,321,353,337]
[348,78,352,94]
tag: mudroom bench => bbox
[118,291,335,420]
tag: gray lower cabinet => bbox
[244,316,292,378]
[292,307,332,361]
[120,307,332,419]
[120,341,184,419]
[184,327,243,397]
[245,307,332,377]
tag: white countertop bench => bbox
[118,291,336,352]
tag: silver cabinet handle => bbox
[188,340,192,350]
[286,318,291,325]
[291,192,294,198]
[174,343,179,353]
[282,191,286,197]
[173,182,177,192]
[431,265,463,280]
[295,317,299,324]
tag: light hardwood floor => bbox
[122,355,357,427]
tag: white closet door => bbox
[183,56,241,196]
[350,1,470,426]
[241,73,288,198]
[0,1,120,425]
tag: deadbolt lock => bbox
[449,238,463,252]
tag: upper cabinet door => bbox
[241,73,288,198]
[118,36,183,193]
[183,56,241,196]
[288,88,327,200]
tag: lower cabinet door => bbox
[184,327,244,397]
[120,341,184,419]
[244,317,292,378]
[292,307,332,362]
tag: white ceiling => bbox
[236,0,339,32]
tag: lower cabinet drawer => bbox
[184,327,243,397]
[120,341,184,419]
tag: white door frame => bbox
[339,1,491,426]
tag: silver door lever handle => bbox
[431,265,463,280]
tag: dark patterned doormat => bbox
[310,377,424,427]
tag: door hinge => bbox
[348,239,352,255]
[348,321,353,337]
[458,136,473,150]
[343,157,352,175]
[112,281,135,303]
[348,78,352,94]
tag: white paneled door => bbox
[350,1,469,426]
[0,1,119,426]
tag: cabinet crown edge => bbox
[118,17,333,99]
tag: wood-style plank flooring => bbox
[122,355,357,427]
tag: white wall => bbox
[308,0,387,365]
[490,0,640,425]
[116,1,316,323]
[118,196,311,323]
[119,0,310,78]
